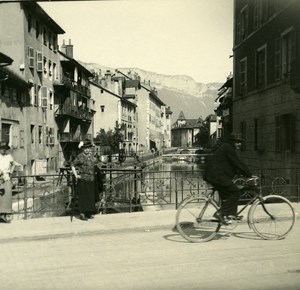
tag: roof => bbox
[219,77,233,90]
[90,81,136,108]
[0,66,31,87]
[59,51,93,77]
[0,52,13,67]
[177,111,186,120]
[22,2,65,34]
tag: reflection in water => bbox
[151,161,203,172]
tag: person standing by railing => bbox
[0,142,15,223]
[71,140,98,221]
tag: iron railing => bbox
[11,166,300,220]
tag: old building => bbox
[233,0,300,177]
[0,53,31,171]
[215,74,233,141]
[116,71,171,154]
[0,2,65,174]
[54,40,95,166]
[90,70,137,155]
[171,111,204,148]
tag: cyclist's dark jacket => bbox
[203,142,252,186]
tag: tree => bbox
[195,116,210,148]
[94,127,124,154]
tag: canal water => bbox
[139,160,207,210]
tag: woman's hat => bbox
[78,140,93,149]
[0,141,10,150]
[228,132,243,142]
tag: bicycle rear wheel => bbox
[249,195,295,240]
[176,196,220,242]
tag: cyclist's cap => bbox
[228,132,243,142]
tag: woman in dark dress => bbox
[71,140,98,221]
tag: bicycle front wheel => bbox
[249,195,295,240]
[176,196,220,243]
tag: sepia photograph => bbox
[0,0,299,289]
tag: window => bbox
[49,90,53,110]
[53,62,57,80]
[36,20,40,38]
[42,86,47,109]
[43,28,47,46]
[53,35,57,52]
[253,0,258,29]
[239,57,247,95]
[28,14,32,33]
[46,127,54,145]
[48,32,52,50]
[38,126,43,144]
[30,125,35,144]
[256,45,267,88]
[1,123,19,149]
[1,123,10,144]
[240,5,248,41]
[48,60,52,80]
[281,28,296,78]
[259,0,269,25]
[275,38,282,80]
[275,113,296,152]
[254,117,265,152]
[43,57,47,75]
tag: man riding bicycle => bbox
[203,132,253,225]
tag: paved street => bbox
[0,205,299,290]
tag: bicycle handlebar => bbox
[245,175,259,186]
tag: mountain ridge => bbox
[81,62,221,122]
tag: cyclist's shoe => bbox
[227,215,244,221]
[213,211,232,226]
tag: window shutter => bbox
[20,129,25,148]
[36,51,43,72]
[28,47,34,68]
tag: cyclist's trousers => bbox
[210,182,241,216]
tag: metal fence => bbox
[10,166,300,220]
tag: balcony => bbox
[54,104,93,121]
[58,133,92,143]
[54,77,91,97]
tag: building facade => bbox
[0,2,65,174]
[0,55,31,171]
[233,0,300,174]
[54,40,95,166]
[90,70,137,155]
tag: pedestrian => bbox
[203,132,253,225]
[71,140,98,221]
[0,141,15,223]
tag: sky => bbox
[40,0,233,83]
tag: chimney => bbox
[105,70,112,82]
[61,39,67,54]
[65,39,73,58]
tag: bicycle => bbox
[175,176,295,243]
